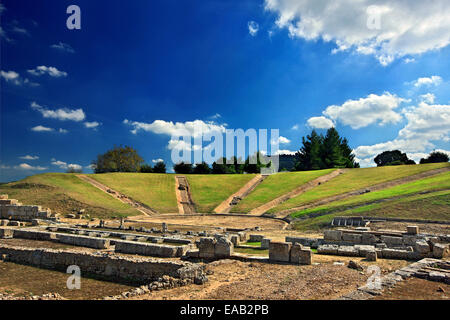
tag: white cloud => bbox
[19,155,39,160]
[307,116,334,129]
[124,119,226,137]
[14,163,47,171]
[0,70,21,85]
[412,76,443,88]
[50,42,75,53]
[152,159,164,163]
[31,102,85,122]
[209,113,222,120]
[420,93,436,104]
[59,128,68,134]
[272,136,291,145]
[322,92,405,129]
[264,0,450,65]
[403,58,416,64]
[51,160,82,171]
[248,21,259,36]
[275,149,297,155]
[84,121,100,129]
[12,26,29,35]
[28,66,67,78]
[31,125,54,132]
[291,124,299,130]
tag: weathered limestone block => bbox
[338,246,359,256]
[0,228,13,239]
[361,233,378,245]
[323,230,342,241]
[214,236,234,258]
[366,250,377,261]
[237,232,248,242]
[198,237,217,259]
[13,229,57,241]
[269,241,291,262]
[415,240,431,254]
[317,244,339,255]
[58,234,110,249]
[432,243,449,259]
[342,233,362,244]
[230,235,240,246]
[354,245,376,256]
[261,238,271,249]
[402,235,417,246]
[382,248,409,260]
[249,234,264,242]
[381,235,403,246]
[406,226,419,235]
[290,244,312,265]
[114,241,180,257]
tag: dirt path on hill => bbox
[247,169,346,216]
[76,175,156,216]
[274,166,450,219]
[213,174,268,213]
[175,176,196,214]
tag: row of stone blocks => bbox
[0,244,206,284]
[115,240,192,258]
[0,195,54,221]
[269,242,312,265]
[196,236,234,259]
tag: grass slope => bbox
[290,171,450,218]
[269,163,449,214]
[185,174,257,213]
[293,190,450,231]
[88,173,178,213]
[0,173,139,218]
[230,169,335,213]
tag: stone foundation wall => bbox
[0,195,55,221]
[115,240,192,258]
[269,241,312,265]
[0,244,206,284]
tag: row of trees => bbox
[373,150,449,166]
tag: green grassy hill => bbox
[268,163,449,214]
[0,173,139,219]
[87,173,178,213]
[230,169,336,213]
[185,174,257,213]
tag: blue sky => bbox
[1,0,450,182]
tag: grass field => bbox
[88,173,178,213]
[290,171,450,219]
[269,163,449,214]
[230,169,335,213]
[292,190,450,231]
[184,174,257,213]
[0,173,139,219]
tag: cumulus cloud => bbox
[272,136,291,145]
[307,116,334,129]
[248,21,259,36]
[412,76,443,88]
[152,159,164,163]
[50,42,75,53]
[14,163,47,171]
[51,160,82,171]
[31,125,54,132]
[28,66,67,78]
[31,102,85,122]
[264,0,450,65]
[19,155,39,160]
[322,92,405,129]
[275,149,297,155]
[1,70,38,86]
[84,121,100,129]
[420,93,436,104]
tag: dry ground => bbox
[374,278,450,300]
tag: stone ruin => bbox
[0,195,58,222]
[287,226,450,261]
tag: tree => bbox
[66,167,82,174]
[152,161,166,173]
[420,151,449,164]
[294,128,358,171]
[193,162,211,174]
[212,158,229,174]
[374,150,415,167]
[140,164,153,173]
[244,152,268,173]
[173,162,193,174]
[93,145,144,173]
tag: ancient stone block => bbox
[366,250,377,261]
[317,244,339,255]
[249,234,264,242]
[269,241,291,262]
[198,237,216,259]
[214,236,234,258]
[402,235,417,246]
[0,228,13,239]
[382,248,409,260]
[354,245,376,256]
[381,235,403,246]
[337,246,359,257]
[406,226,419,235]
[415,240,431,254]
[323,230,342,241]
[290,244,312,265]
[238,232,248,242]
[433,243,449,259]
[342,233,362,244]
[361,233,378,245]
[261,238,271,249]
[230,235,240,246]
